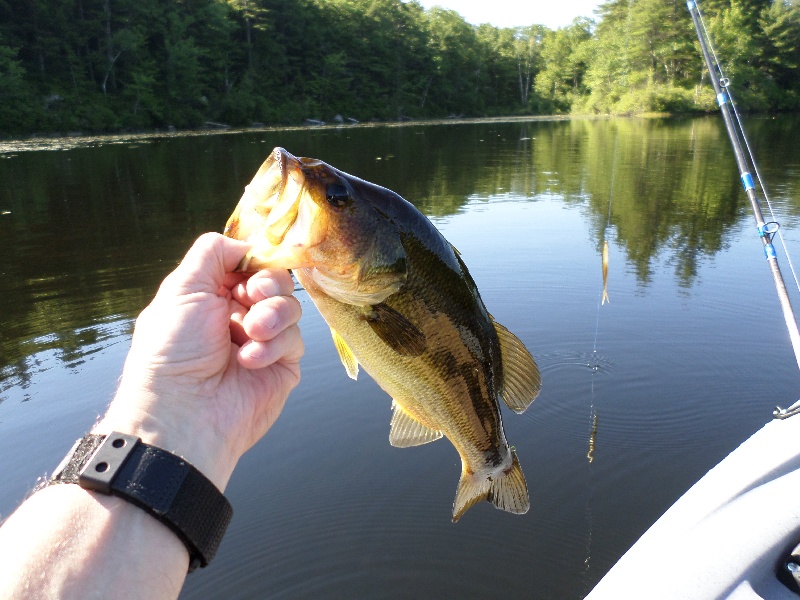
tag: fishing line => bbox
[694,2,800,297]
[592,131,618,357]
[730,104,800,295]
[690,0,800,408]
[587,127,617,465]
[582,126,619,589]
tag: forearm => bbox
[0,411,239,600]
[0,484,189,600]
[0,235,302,599]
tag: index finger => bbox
[232,269,296,307]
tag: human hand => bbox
[95,233,304,490]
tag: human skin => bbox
[0,233,304,600]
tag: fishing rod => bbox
[687,1,800,400]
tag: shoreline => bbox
[0,114,625,154]
[4,110,771,155]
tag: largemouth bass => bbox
[225,147,541,521]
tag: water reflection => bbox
[1,318,132,399]
[3,116,800,599]
[1,115,799,389]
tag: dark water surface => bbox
[2,116,800,598]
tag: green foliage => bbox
[578,0,800,114]
[0,0,799,135]
[0,37,36,133]
[577,0,700,113]
[535,18,593,112]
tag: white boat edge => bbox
[586,414,800,599]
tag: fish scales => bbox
[297,228,504,467]
[225,147,541,521]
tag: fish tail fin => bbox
[602,288,610,305]
[452,449,529,522]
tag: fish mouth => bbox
[225,147,324,271]
[262,148,304,246]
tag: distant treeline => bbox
[1,0,799,135]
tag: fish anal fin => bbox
[452,449,529,522]
[330,328,359,380]
[493,320,541,414]
[389,402,443,448]
[365,303,426,356]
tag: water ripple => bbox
[537,350,616,374]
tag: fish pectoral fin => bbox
[365,303,426,356]
[389,402,443,448]
[452,449,529,522]
[493,319,541,414]
[330,328,359,380]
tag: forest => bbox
[1,0,799,135]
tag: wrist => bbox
[46,431,234,572]
[95,390,237,492]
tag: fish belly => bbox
[296,270,528,520]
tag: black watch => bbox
[48,432,233,572]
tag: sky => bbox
[413,0,603,30]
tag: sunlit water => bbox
[2,116,800,598]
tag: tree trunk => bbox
[420,76,433,108]
[518,60,530,104]
[243,0,253,70]
[102,0,116,93]
[102,50,122,95]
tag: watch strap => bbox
[49,432,233,571]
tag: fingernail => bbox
[245,342,266,360]
[255,277,279,299]
[261,307,278,330]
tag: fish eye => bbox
[326,183,351,208]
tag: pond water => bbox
[2,115,800,598]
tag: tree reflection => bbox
[1,116,798,390]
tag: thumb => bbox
[163,233,252,296]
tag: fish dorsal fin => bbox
[492,319,541,414]
[330,328,359,380]
[389,402,443,447]
[365,303,426,356]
